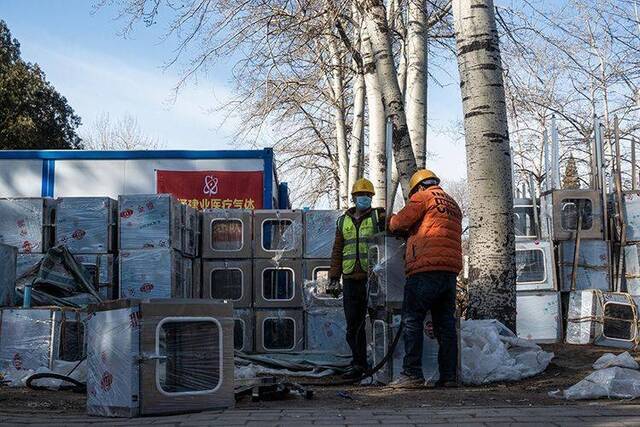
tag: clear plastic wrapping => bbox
[201,209,253,258]
[0,243,17,306]
[253,210,303,260]
[74,254,117,300]
[86,299,234,417]
[624,244,640,295]
[118,194,182,251]
[621,191,640,242]
[255,309,304,353]
[566,290,638,349]
[0,198,51,253]
[304,307,349,355]
[119,249,184,299]
[0,307,85,375]
[55,197,116,254]
[558,240,610,292]
[367,235,406,310]
[303,210,342,259]
[233,308,254,353]
[516,292,562,343]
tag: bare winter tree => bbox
[82,112,162,150]
[453,0,516,330]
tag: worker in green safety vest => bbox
[328,178,386,380]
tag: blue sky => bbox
[1,1,467,181]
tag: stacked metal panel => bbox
[0,198,54,254]
[255,309,304,353]
[303,210,341,259]
[0,244,17,307]
[539,190,604,241]
[619,191,640,295]
[118,195,191,299]
[516,292,563,343]
[253,259,303,308]
[202,259,252,307]
[558,240,610,292]
[86,299,234,417]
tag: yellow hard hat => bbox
[409,169,440,194]
[351,178,375,195]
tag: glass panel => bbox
[262,220,294,251]
[158,321,221,393]
[603,304,634,340]
[515,249,545,283]
[234,319,244,351]
[514,206,535,236]
[211,269,243,300]
[262,268,294,300]
[263,318,294,350]
[59,321,85,361]
[560,199,593,231]
[211,219,243,251]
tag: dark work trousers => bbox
[342,277,369,371]
[402,271,458,381]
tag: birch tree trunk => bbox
[348,72,366,190]
[406,0,427,169]
[363,29,388,208]
[360,0,418,197]
[328,36,350,209]
[452,0,516,330]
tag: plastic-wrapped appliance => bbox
[367,235,406,310]
[0,307,86,373]
[619,191,640,242]
[566,290,637,349]
[74,254,117,300]
[86,299,234,417]
[0,243,17,306]
[0,197,54,253]
[181,204,199,257]
[202,259,252,308]
[516,292,563,343]
[253,210,303,259]
[624,243,640,295]
[233,308,254,353]
[303,259,342,308]
[118,194,183,251]
[539,190,604,241]
[201,209,252,259]
[255,309,304,353]
[55,197,117,253]
[305,307,349,354]
[253,259,303,308]
[516,240,556,291]
[303,210,342,259]
[119,249,185,299]
[558,240,610,291]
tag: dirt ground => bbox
[0,344,635,415]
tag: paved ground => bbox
[2,403,640,426]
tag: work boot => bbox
[341,367,365,380]
[435,379,459,388]
[389,374,425,389]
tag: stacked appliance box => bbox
[301,210,347,354]
[55,197,118,300]
[118,195,194,299]
[253,210,304,353]
[620,192,640,295]
[1,198,55,289]
[86,299,234,417]
[201,209,255,352]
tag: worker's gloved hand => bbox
[327,279,343,298]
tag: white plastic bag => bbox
[593,352,639,370]
[550,367,640,400]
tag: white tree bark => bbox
[348,71,366,191]
[328,36,350,209]
[363,28,388,208]
[360,0,418,197]
[453,0,516,330]
[406,0,428,168]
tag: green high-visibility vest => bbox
[340,210,379,275]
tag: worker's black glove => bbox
[327,278,342,298]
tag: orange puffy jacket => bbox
[389,185,463,276]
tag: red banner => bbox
[156,170,264,210]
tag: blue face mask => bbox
[355,196,372,210]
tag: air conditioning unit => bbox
[255,309,304,353]
[0,197,54,253]
[74,254,117,300]
[118,194,183,251]
[0,243,16,307]
[233,308,254,353]
[516,292,562,343]
[303,259,342,309]
[513,197,538,239]
[119,249,186,299]
[515,240,556,291]
[540,190,604,241]
[181,204,199,257]
[55,197,117,254]
[557,240,610,292]
[201,210,252,259]
[367,235,406,310]
[253,259,303,308]
[305,307,349,355]
[86,299,234,417]
[202,260,253,308]
[371,314,439,385]
[566,290,637,349]
[303,210,342,259]
[0,307,86,372]
[253,210,303,259]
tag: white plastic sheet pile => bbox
[460,319,554,385]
